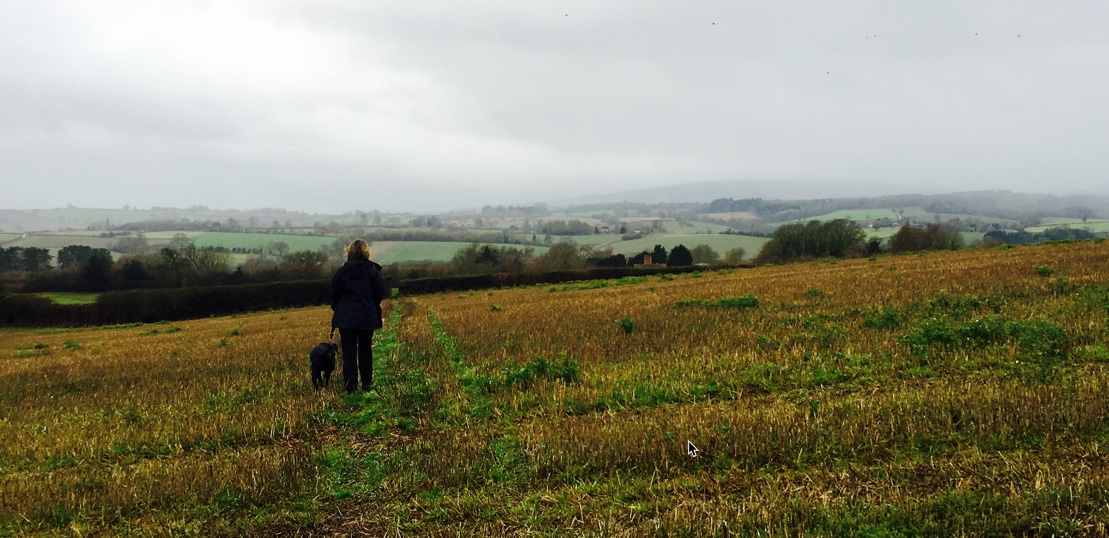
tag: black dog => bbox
[310,342,338,390]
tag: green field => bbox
[189,232,336,253]
[866,227,900,239]
[961,231,987,244]
[546,233,624,247]
[865,228,986,245]
[899,208,1021,228]
[371,241,547,265]
[161,232,549,264]
[37,292,100,305]
[793,207,1015,229]
[1027,220,1109,234]
[188,234,545,264]
[124,231,192,240]
[0,234,19,243]
[1039,217,1087,225]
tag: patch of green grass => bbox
[548,276,649,293]
[14,342,51,358]
[615,316,636,334]
[676,294,759,309]
[502,355,580,387]
[38,292,99,305]
[317,444,360,499]
[94,322,143,330]
[1027,219,1109,233]
[1034,265,1056,277]
[862,307,905,330]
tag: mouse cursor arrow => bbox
[686,440,699,458]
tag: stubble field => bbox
[2,241,1109,535]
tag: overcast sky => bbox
[2,1,1107,213]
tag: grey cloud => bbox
[2,0,1108,213]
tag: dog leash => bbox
[329,326,336,341]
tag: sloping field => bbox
[662,221,732,233]
[866,228,987,245]
[190,232,336,252]
[2,230,546,266]
[0,233,117,250]
[546,233,624,247]
[780,208,900,223]
[3,241,1109,534]
[151,232,543,264]
[607,233,768,259]
[1027,220,1109,234]
[697,211,759,221]
[899,207,1022,228]
[370,241,546,264]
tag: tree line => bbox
[442,242,746,277]
[0,247,53,273]
[984,228,1097,245]
[752,220,972,264]
[8,220,1098,295]
[1,236,336,293]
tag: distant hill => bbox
[558,184,1109,228]
[5,185,1109,234]
[0,206,350,234]
[552,180,939,206]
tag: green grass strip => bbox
[426,309,496,420]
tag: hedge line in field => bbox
[0,280,330,327]
[395,264,709,295]
[0,265,730,326]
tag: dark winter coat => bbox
[330,259,387,330]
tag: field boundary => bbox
[1,265,744,327]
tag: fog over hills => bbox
[3,182,1109,235]
[552,180,951,207]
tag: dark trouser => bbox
[338,328,375,392]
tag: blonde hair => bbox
[345,239,371,261]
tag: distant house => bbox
[634,254,665,268]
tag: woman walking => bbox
[331,239,388,393]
